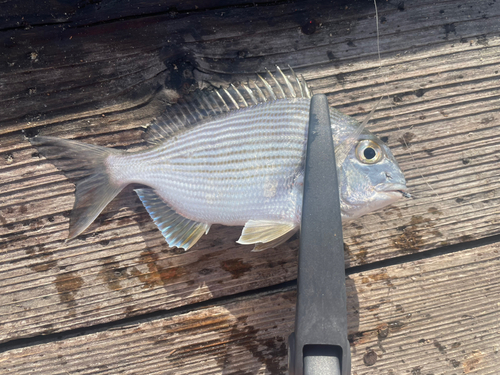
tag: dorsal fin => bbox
[145,66,312,145]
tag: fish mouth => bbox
[376,184,411,199]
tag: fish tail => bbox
[30,136,124,239]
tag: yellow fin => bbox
[237,220,297,246]
[251,229,298,252]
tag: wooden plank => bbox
[0,0,277,30]
[2,242,499,374]
[1,0,500,343]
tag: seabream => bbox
[30,67,408,251]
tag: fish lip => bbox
[375,184,411,198]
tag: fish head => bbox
[339,134,408,220]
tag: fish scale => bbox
[108,99,311,227]
[30,68,408,250]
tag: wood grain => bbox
[2,241,499,374]
[1,0,500,349]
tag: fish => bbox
[30,67,408,251]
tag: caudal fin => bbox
[30,136,124,239]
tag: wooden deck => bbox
[1,0,499,373]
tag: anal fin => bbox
[251,229,298,252]
[237,220,297,250]
[135,188,210,250]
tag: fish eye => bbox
[355,140,383,164]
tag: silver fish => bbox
[30,67,408,251]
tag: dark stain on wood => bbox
[350,235,369,265]
[431,229,443,238]
[53,271,84,315]
[348,331,363,346]
[132,250,187,288]
[463,350,483,373]
[393,215,433,252]
[387,320,405,332]
[427,207,442,215]
[221,258,252,279]
[476,34,489,46]
[1,233,28,251]
[336,72,346,85]
[433,340,447,353]
[480,115,495,124]
[124,306,136,318]
[350,222,364,230]
[98,256,129,291]
[353,247,368,264]
[360,271,394,289]
[4,153,14,164]
[423,147,433,156]
[414,88,425,97]
[198,268,213,275]
[266,259,287,269]
[301,19,317,35]
[157,315,232,350]
[363,349,377,366]
[443,23,456,39]
[29,259,58,273]
[397,132,415,148]
[280,290,297,305]
[219,318,287,375]
[384,206,403,218]
[460,235,474,243]
[41,323,56,335]
[393,94,403,103]
[197,250,225,263]
[208,238,224,248]
[377,323,389,339]
[25,244,58,272]
[343,242,350,254]
[369,272,390,282]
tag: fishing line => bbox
[373,0,439,200]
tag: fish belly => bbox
[108,99,311,226]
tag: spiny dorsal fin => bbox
[145,66,312,145]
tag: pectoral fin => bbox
[237,220,297,249]
[135,188,210,250]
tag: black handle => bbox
[288,94,351,375]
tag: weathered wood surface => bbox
[2,241,499,374]
[1,0,500,372]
